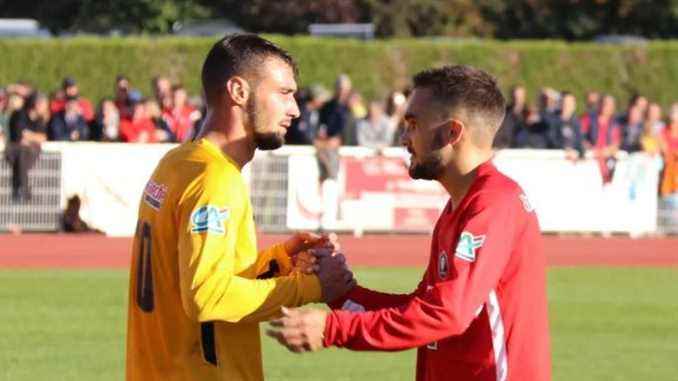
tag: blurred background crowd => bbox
[1,72,677,203]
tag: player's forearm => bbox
[324,292,470,351]
[328,285,412,311]
[254,243,293,276]
[186,272,322,323]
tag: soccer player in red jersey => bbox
[268,65,551,381]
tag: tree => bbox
[0,0,210,34]
[200,0,369,35]
[0,0,677,38]
[365,0,495,37]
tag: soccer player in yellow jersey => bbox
[126,34,354,381]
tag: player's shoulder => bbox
[467,162,529,211]
[156,143,243,199]
[474,162,521,196]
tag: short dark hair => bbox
[201,34,298,105]
[413,65,506,137]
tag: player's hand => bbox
[292,251,317,274]
[266,306,328,353]
[312,248,355,303]
[284,232,340,274]
[283,232,335,256]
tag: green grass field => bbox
[1,267,677,380]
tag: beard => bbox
[254,131,285,150]
[247,95,285,151]
[408,151,444,180]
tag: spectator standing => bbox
[514,104,549,149]
[50,77,95,123]
[660,104,678,197]
[92,99,120,142]
[286,85,329,145]
[585,90,600,116]
[387,90,409,147]
[119,97,157,143]
[624,94,649,120]
[620,105,645,153]
[316,74,352,229]
[494,85,526,148]
[115,75,132,119]
[0,89,7,144]
[48,96,89,141]
[640,116,662,157]
[152,76,172,104]
[342,90,366,146]
[356,100,397,150]
[5,92,48,202]
[581,95,622,183]
[2,92,25,145]
[646,102,666,135]
[548,92,583,158]
[144,98,175,142]
[318,74,352,146]
[163,84,200,142]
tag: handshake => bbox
[287,232,356,304]
[264,232,356,354]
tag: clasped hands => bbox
[271,232,356,353]
[284,232,355,303]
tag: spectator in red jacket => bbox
[119,96,157,143]
[163,84,200,142]
[50,77,95,123]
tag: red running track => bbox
[1,233,677,269]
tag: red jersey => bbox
[120,117,157,143]
[325,161,551,381]
[50,97,95,122]
[664,127,678,153]
[164,105,197,142]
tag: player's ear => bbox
[448,119,464,146]
[225,76,251,107]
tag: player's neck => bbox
[196,111,255,169]
[438,149,493,205]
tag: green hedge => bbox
[1,36,677,108]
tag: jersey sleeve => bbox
[176,169,321,324]
[324,190,520,351]
[254,243,294,278]
[328,277,428,312]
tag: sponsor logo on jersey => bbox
[519,193,535,213]
[455,231,485,262]
[143,180,167,210]
[427,341,439,350]
[190,205,230,235]
[438,250,449,279]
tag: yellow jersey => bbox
[126,138,321,381]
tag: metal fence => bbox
[658,196,678,235]
[0,151,62,232]
[249,152,289,233]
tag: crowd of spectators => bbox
[1,75,677,202]
[0,75,203,201]
[286,79,678,203]
[0,75,203,146]
[491,86,678,194]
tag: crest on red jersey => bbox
[455,231,485,262]
[438,250,449,279]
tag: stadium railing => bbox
[1,143,672,237]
